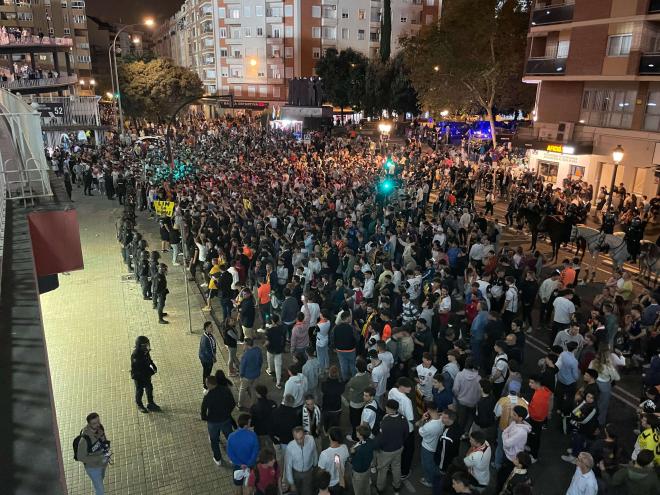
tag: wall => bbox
[536,80,584,124]
[565,25,609,75]
[573,0,613,21]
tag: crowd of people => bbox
[67,116,660,495]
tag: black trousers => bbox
[140,276,151,298]
[134,378,154,406]
[401,431,415,477]
[156,293,167,319]
[202,361,213,388]
[528,418,544,459]
[349,405,363,439]
[555,381,576,417]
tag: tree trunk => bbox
[486,107,497,147]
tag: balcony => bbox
[531,3,574,26]
[0,35,73,49]
[650,0,660,13]
[0,75,78,91]
[639,53,660,74]
[525,57,567,74]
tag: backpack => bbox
[366,404,385,435]
[73,430,91,461]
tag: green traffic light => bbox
[379,179,395,194]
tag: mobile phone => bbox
[334,454,340,464]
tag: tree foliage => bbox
[315,48,368,114]
[118,58,203,121]
[401,0,534,143]
[380,0,392,62]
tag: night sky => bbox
[87,0,183,25]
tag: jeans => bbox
[221,298,233,321]
[317,345,329,372]
[134,378,154,406]
[336,350,356,381]
[171,243,180,264]
[421,447,438,483]
[85,465,106,495]
[267,351,283,386]
[227,346,239,374]
[597,380,612,425]
[201,360,213,388]
[207,419,234,461]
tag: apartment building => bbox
[154,0,441,104]
[0,0,91,77]
[519,0,660,199]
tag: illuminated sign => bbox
[545,144,576,155]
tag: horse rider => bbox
[601,207,617,235]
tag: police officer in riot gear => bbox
[626,211,646,263]
[139,250,151,299]
[601,207,616,235]
[130,336,160,413]
[153,263,169,324]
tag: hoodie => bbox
[284,373,308,408]
[452,369,482,407]
[605,465,660,495]
[502,421,532,462]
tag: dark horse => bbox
[516,207,571,261]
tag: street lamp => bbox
[106,91,113,99]
[606,144,624,210]
[434,66,440,72]
[378,123,392,134]
[109,17,155,138]
[249,58,257,67]
[440,110,449,117]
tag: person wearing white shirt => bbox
[370,352,389,404]
[566,452,598,495]
[416,357,438,401]
[377,342,394,370]
[463,431,492,487]
[284,428,318,494]
[317,428,350,489]
[388,378,416,481]
[362,271,375,301]
[361,389,379,435]
[552,290,576,341]
[416,403,444,488]
[538,271,561,326]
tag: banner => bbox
[153,200,175,217]
[28,210,84,276]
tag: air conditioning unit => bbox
[556,121,574,142]
[538,124,559,141]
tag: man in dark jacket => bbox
[434,409,463,492]
[373,399,409,494]
[249,384,277,440]
[201,375,236,466]
[270,394,302,449]
[131,336,160,413]
[217,266,234,321]
[239,288,255,341]
[238,338,262,409]
[199,321,217,389]
[334,310,357,381]
[262,314,287,388]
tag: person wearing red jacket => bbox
[527,375,552,463]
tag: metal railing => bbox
[27,95,102,129]
[531,2,575,26]
[0,74,77,90]
[526,57,568,74]
[0,35,73,47]
[0,89,52,200]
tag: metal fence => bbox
[0,75,77,91]
[28,95,101,129]
[0,89,52,200]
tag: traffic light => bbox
[379,178,395,195]
[383,158,393,170]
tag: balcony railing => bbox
[531,3,574,26]
[650,0,660,13]
[640,53,660,74]
[0,35,73,48]
[525,57,568,74]
[0,75,77,90]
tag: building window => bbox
[244,6,251,17]
[61,1,67,7]
[77,55,91,63]
[273,86,280,98]
[285,46,293,58]
[426,14,433,25]
[322,27,336,40]
[580,87,636,129]
[230,8,240,19]
[312,27,321,38]
[313,47,321,59]
[285,67,293,78]
[221,67,229,77]
[538,162,559,184]
[204,37,214,47]
[312,6,321,18]
[256,5,263,16]
[607,34,632,57]
[17,12,33,21]
[73,15,86,24]
[234,85,242,96]
[230,66,242,77]
[257,27,264,36]
[358,9,366,20]
[218,28,227,38]
[232,49,242,58]
[370,31,379,42]
[341,28,349,40]
[426,0,434,4]
[244,27,252,37]
[218,7,226,18]
[78,42,89,49]
[259,86,268,96]
[400,17,407,23]
[644,90,660,131]
[342,9,349,19]
[220,48,228,57]
[231,28,241,39]
[63,28,71,35]
[248,86,256,96]
[285,5,293,17]
[71,0,85,8]
[285,26,293,38]
[258,71,265,77]
[357,29,365,40]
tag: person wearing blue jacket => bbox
[227,413,260,494]
[238,338,263,409]
[199,321,217,390]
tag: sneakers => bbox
[420,478,433,488]
[275,383,283,389]
[213,457,223,467]
[172,262,180,266]
[265,370,274,376]
[561,455,576,463]
[202,306,212,312]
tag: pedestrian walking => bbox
[284,426,318,494]
[238,338,262,409]
[201,375,236,466]
[75,412,111,495]
[263,314,286,389]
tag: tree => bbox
[380,0,392,62]
[388,52,419,117]
[401,0,534,144]
[117,58,203,122]
[315,48,368,117]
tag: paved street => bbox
[39,190,642,495]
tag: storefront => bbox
[523,141,595,189]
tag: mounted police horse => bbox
[516,207,570,262]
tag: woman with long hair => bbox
[588,346,620,425]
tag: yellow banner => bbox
[153,200,175,217]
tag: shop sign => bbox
[545,143,575,154]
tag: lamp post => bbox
[109,18,154,138]
[606,144,624,210]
